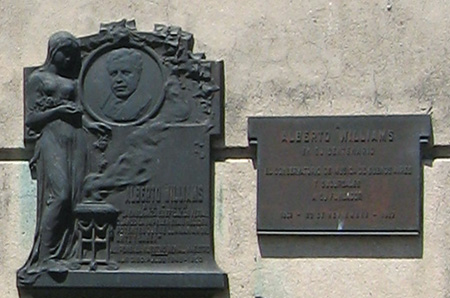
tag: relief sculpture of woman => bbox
[18,32,109,284]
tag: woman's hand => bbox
[27,102,82,130]
[83,118,111,136]
[89,122,111,135]
[55,102,82,117]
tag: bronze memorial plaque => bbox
[248,115,432,235]
[18,20,227,298]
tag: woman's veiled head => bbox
[45,31,81,77]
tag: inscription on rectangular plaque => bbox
[248,115,432,235]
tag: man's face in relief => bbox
[106,49,142,100]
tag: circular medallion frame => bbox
[79,42,167,126]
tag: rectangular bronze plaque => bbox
[248,115,432,235]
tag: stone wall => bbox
[1,1,450,297]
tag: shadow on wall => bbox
[259,235,422,258]
[19,288,231,298]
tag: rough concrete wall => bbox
[2,0,450,148]
[1,1,450,297]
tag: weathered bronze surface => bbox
[249,115,432,235]
[18,20,227,297]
